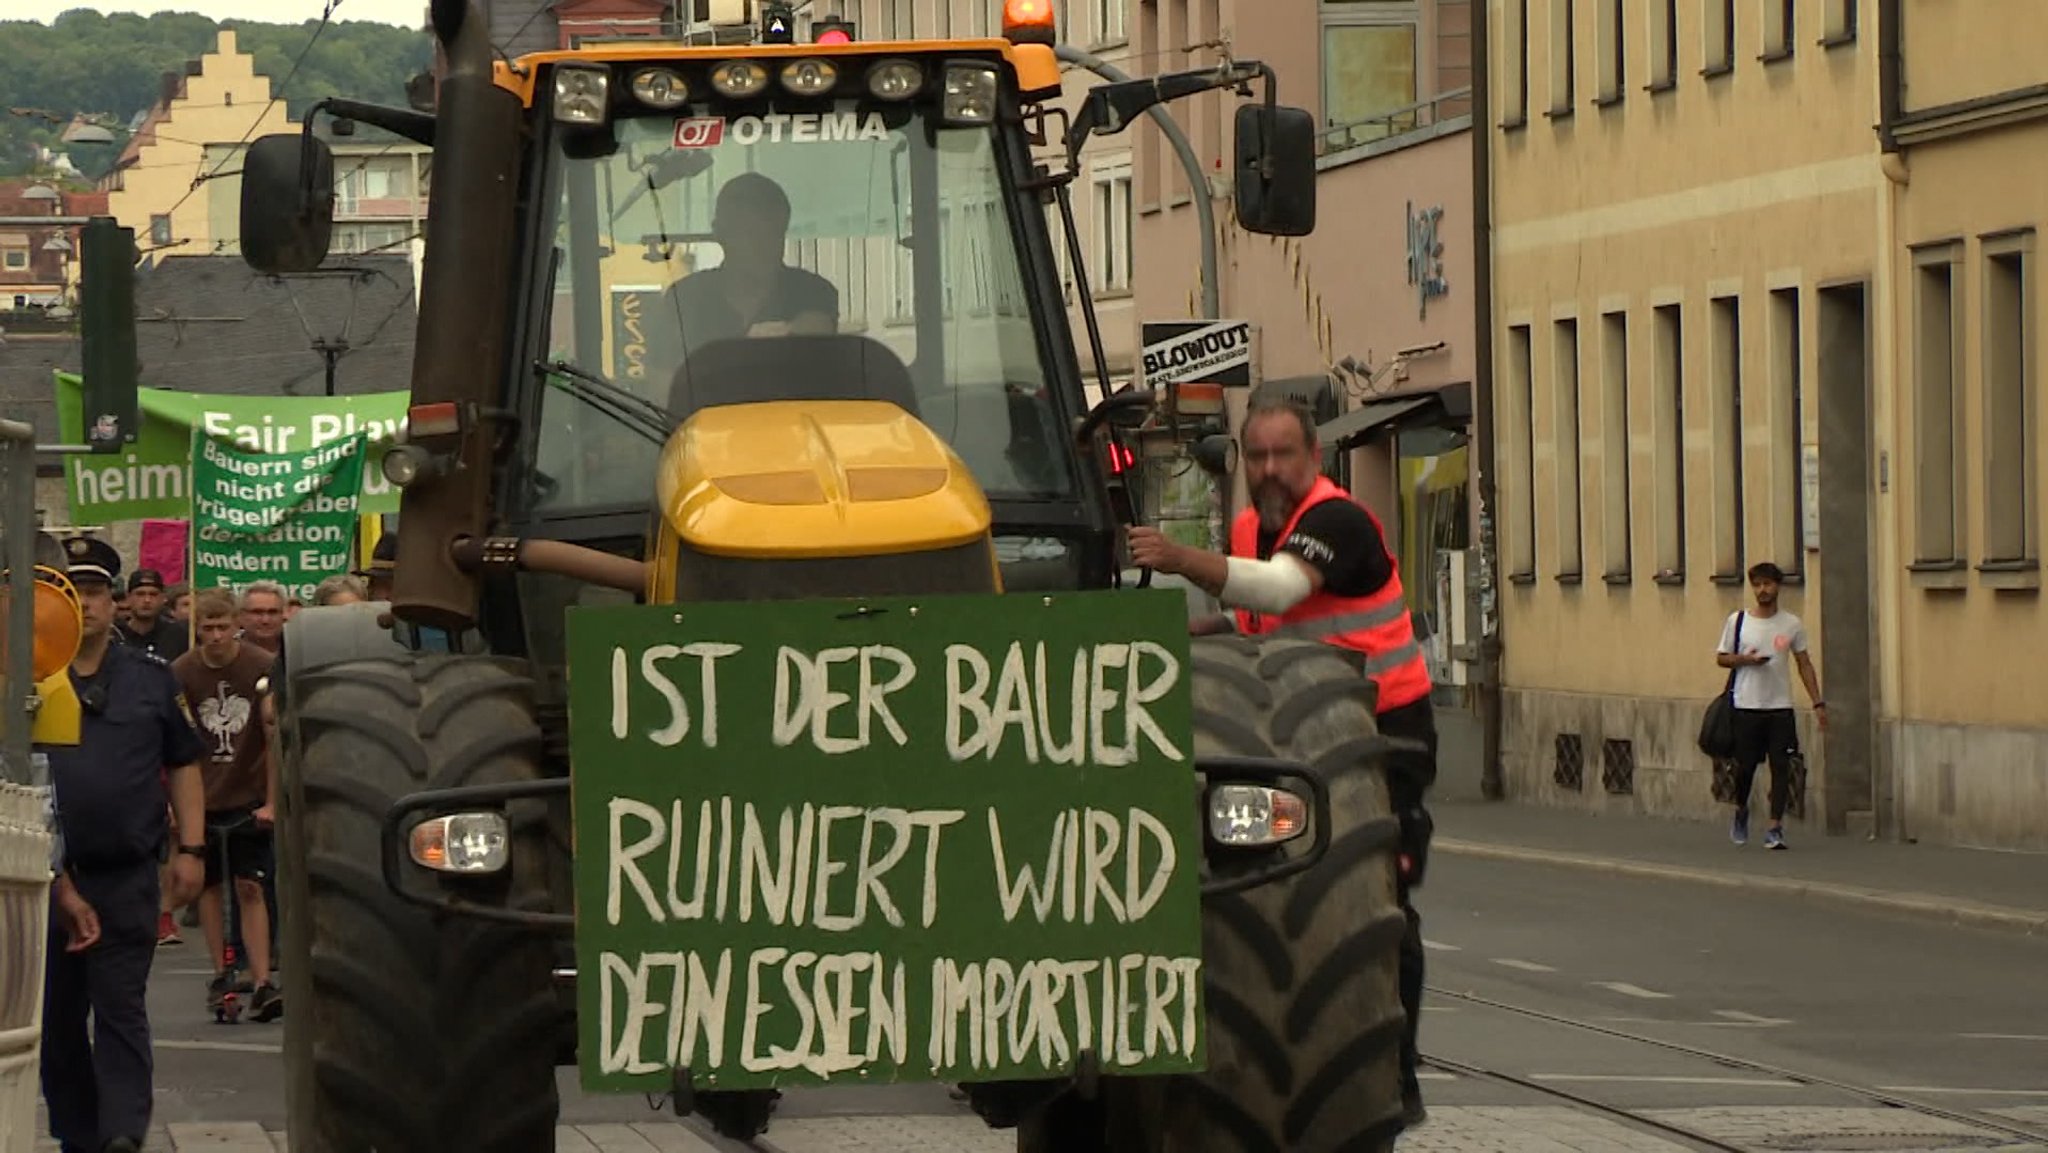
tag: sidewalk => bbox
[1430,797,2048,936]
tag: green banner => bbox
[190,430,369,602]
[54,372,407,522]
[566,590,1206,1093]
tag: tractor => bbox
[238,0,1414,1149]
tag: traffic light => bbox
[77,217,138,453]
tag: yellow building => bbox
[1486,1,1886,833]
[1883,0,2048,850]
[100,29,295,255]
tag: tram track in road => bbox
[1422,984,2048,1149]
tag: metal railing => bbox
[1316,86,1476,157]
[0,415,52,1153]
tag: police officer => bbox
[42,536,208,1153]
[1126,393,1438,1127]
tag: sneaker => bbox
[157,912,181,946]
[250,981,284,1023]
[1731,808,1750,846]
[206,970,233,1011]
[1764,827,1787,851]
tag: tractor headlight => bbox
[709,60,771,99]
[630,67,689,109]
[866,58,924,100]
[780,58,838,96]
[1207,785,1308,847]
[409,812,510,874]
[552,65,611,125]
[940,63,999,125]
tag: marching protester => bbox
[236,580,288,653]
[41,537,208,1153]
[313,573,367,606]
[169,588,285,1022]
[115,568,188,662]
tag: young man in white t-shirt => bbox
[1715,562,1827,849]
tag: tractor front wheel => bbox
[277,651,565,1153]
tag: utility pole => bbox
[313,336,350,397]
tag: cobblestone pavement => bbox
[35,1105,2048,1151]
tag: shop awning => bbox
[1318,395,1440,448]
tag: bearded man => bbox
[1125,392,1437,1126]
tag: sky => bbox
[15,0,427,27]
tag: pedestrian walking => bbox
[114,568,188,662]
[1716,561,1826,850]
[236,580,288,653]
[169,588,284,1022]
[41,536,208,1153]
[1125,393,1437,1127]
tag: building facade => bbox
[1486,0,1884,830]
[1127,0,1484,695]
[1882,0,2048,849]
[98,30,295,256]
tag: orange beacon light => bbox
[1001,0,1057,44]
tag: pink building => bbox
[1131,0,1483,696]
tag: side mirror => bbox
[1233,103,1316,237]
[241,133,335,276]
[1073,387,1158,444]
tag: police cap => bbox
[63,536,121,587]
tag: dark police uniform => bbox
[42,537,207,1153]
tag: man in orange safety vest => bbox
[1127,392,1438,1127]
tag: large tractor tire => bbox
[277,650,565,1153]
[1030,634,1409,1153]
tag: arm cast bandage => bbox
[1222,555,1314,615]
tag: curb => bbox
[1433,837,2048,937]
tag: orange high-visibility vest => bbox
[1230,475,1433,713]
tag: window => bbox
[1710,295,1744,577]
[1764,0,1794,57]
[1648,0,1678,88]
[1548,0,1576,114]
[149,214,172,247]
[1768,288,1804,566]
[1554,319,1584,578]
[1822,0,1857,43]
[1601,311,1632,579]
[1912,244,1963,566]
[1,248,25,271]
[1981,233,2036,567]
[1091,158,1133,293]
[1507,324,1537,579]
[1703,0,1733,72]
[1653,303,1686,578]
[1597,0,1625,102]
[1503,0,1530,124]
[1321,1,1421,138]
[1093,0,1126,44]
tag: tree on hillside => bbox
[0,10,432,179]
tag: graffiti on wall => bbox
[1406,200,1449,320]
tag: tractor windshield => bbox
[530,97,1075,513]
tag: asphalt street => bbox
[35,850,2048,1151]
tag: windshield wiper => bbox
[535,358,678,446]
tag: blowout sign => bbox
[1140,320,1254,390]
[565,590,1207,1092]
[189,430,369,602]
[54,372,408,522]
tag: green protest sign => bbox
[54,372,407,522]
[189,429,369,602]
[566,590,1206,1093]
